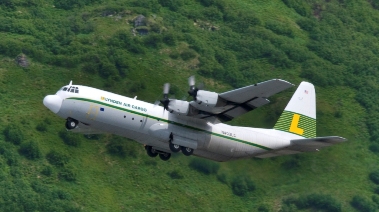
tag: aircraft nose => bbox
[43,95,62,113]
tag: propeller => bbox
[160,83,170,111]
[187,76,199,101]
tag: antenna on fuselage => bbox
[69,80,72,86]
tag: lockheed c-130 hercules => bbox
[43,76,346,161]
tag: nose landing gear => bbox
[65,118,78,130]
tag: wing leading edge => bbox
[201,79,294,122]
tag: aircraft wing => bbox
[69,122,104,134]
[255,136,347,158]
[199,79,294,122]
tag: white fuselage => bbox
[46,85,304,162]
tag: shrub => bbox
[46,150,69,167]
[19,141,41,160]
[3,124,24,145]
[217,173,228,184]
[370,170,379,184]
[163,32,177,46]
[180,49,197,61]
[283,193,341,212]
[189,158,220,175]
[59,168,76,182]
[281,158,300,169]
[372,195,379,206]
[0,143,19,166]
[59,130,81,147]
[51,189,72,200]
[129,81,146,93]
[168,170,183,179]
[106,137,137,158]
[230,175,255,197]
[369,144,379,153]
[36,123,47,132]
[265,20,294,38]
[41,165,53,176]
[351,195,376,212]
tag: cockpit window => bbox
[66,86,79,93]
[62,87,68,91]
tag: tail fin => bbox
[274,82,316,138]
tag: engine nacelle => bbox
[168,100,190,115]
[195,90,219,107]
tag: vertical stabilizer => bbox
[274,82,316,138]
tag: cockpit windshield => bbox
[60,86,79,93]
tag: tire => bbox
[159,152,171,161]
[181,146,193,156]
[169,142,181,153]
[146,146,158,157]
[65,118,78,129]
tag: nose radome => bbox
[43,95,62,113]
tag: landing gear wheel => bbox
[65,118,78,130]
[169,142,181,153]
[159,152,171,161]
[181,146,194,156]
[146,146,158,157]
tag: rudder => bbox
[274,82,316,138]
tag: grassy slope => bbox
[1,0,378,211]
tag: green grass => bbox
[2,0,379,211]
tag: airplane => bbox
[43,77,346,162]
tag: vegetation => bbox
[282,193,341,212]
[0,0,378,210]
[188,158,220,175]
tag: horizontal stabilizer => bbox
[255,136,347,158]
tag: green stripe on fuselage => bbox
[67,97,272,150]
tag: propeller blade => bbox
[163,83,170,96]
[188,75,195,87]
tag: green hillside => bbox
[1,0,379,211]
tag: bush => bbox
[217,173,228,184]
[230,175,255,197]
[351,195,376,212]
[283,193,341,212]
[36,123,47,132]
[189,158,220,175]
[58,168,76,182]
[3,124,24,145]
[129,81,146,93]
[59,130,81,147]
[180,49,197,61]
[167,170,184,179]
[41,165,53,176]
[19,141,41,160]
[163,32,177,46]
[369,144,379,153]
[281,158,300,169]
[106,137,137,158]
[0,145,19,166]
[46,150,69,167]
[370,170,379,184]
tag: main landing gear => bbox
[145,135,195,161]
[145,145,171,161]
[65,118,78,130]
[169,133,194,157]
